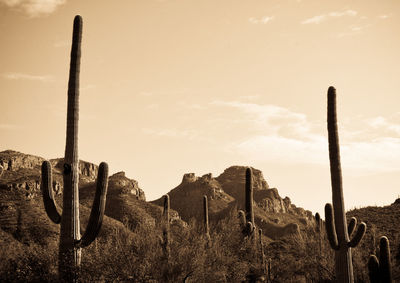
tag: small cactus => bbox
[368,236,392,283]
[162,194,170,259]
[41,15,109,281]
[324,86,366,283]
[259,228,266,275]
[203,195,210,239]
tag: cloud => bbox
[378,14,390,19]
[53,40,69,48]
[0,124,21,130]
[2,72,53,82]
[302,10,357,24]
[142,127,203,141]
[213,99,400,173]
[367,116,400,136]
[211,100,311,138]
[0,0,66,17]
[249,16,274,24]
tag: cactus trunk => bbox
[41,15,109,282]
[327,87,353,282]
[245,167,254,228]
[325,86,366,283]
[203,195,210,237]
[59,15,82,280]
[162,194,170,259]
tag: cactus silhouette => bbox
[324,86,366,283]
[245,167,255,236]
[41,15,109,281]
[259,228,266,276]
[162,194,170,259]
[203,195,210,239]
[368,236,392,283]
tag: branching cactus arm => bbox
[76,162,109,248]
[41,161,61,224]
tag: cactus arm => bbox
[245,221,253,236]
[347,217,357,236]
[325,203,339,250]
[76,162,108,248]
[41,161,62,224]
[368,255,380,283]
[379,236,392,283]
[348,222,366,248]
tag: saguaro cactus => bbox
[162,194,170,259]
[259,228,266,275]
[368,236,392,283]
[203,195,210,238]
[324,86,366,283]
[245,167,255,236]
[41,15,109,281]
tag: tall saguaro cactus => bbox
[41,15,109,281]
[245,167,255,235]
[325,86,366,283]
[368,236,392,283]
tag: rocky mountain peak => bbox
[109,171,145,201]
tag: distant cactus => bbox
[162,194,170,259]
[245,167,255,236]
[315,212,321,232]
[41,15,109,281]
[203,195,210,239]
[324,86,366,283]
[368,236,392,283]
[259,228,266,275]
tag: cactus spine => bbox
[162,194,170,259]
[41,15,109,281]
[325,86,366,283]
[203,195,210,238]
[368,236,392,283]
[245,167,255,236]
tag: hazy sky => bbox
[1,0,399,214]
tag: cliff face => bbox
[0,150,146,202]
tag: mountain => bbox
[0,150,165,245]
[152,165,315,240]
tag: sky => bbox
[0,0,399,215]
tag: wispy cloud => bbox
[0,124,21,130]
[53,40,69,48]
[378,14,390,19]
[301,10,358,24]
[142,128,202,141]
[249,16,274,24]
[213,99,400,173]
[0,0,66,17]
[2,72,53,82]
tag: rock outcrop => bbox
[108,171,146,201]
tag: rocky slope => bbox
[153,165,314,239]
[0,150,161,243]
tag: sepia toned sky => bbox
[1,0,399,214]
